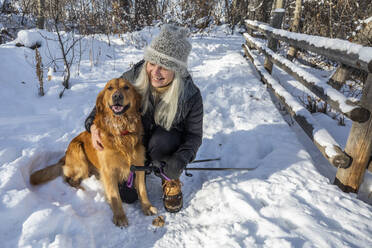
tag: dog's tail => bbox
[30,157,65,185]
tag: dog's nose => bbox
[112,90,123,103]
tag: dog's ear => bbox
[95,89,105,114]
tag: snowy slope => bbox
[0,27,371,248]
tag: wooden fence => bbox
[242,17,372,194]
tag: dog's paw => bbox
[142,205,158,216]
[113,213,129,227]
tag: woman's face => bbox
[146,62,175,88]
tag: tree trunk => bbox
[54,22,69,89]
[231,0,239,28]
[328,0,333,38]
[36,0,45,29]
[287,0,303,60]
[224,0,230,26]
[334,73,372,193]
[1,0,6,13]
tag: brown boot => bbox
[162,179,183,213]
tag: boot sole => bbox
[164,198,183,213]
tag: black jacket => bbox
[85,60,203,165]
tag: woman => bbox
[85,25,203,213]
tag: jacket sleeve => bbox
[84,107,96,132]
[173,91,203,165]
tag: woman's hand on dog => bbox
[91,124,104,151]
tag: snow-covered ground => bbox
[0,26,371,248]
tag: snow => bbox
[0,27,372,248]
[361,16,372,24]
[245,20,372,64]
[13,29,45,48]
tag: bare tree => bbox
[44,0,83,96]
[19,0,34,25]
[228,0,252,29]
[112,0,133,33]
[1,0,10,13]
[175,0,216,29]
[135,0,156,29]
[157,0,169,17]
[301,0,372,40]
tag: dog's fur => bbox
[30,78,157,227]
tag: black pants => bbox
[120,126,182,203]
[146,126,182,162]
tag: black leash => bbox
[185,158,257,176]
[130,157,258,178]
[184,166,257,177]
[191,158,221,163]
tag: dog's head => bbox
[96,78,141,116]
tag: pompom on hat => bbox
[144,24,191,76]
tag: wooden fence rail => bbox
[243,44,351,168]
[244,33,370,123]
[243,19,372,193]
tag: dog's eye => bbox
[107,86,113,91]
[123,86,130,90]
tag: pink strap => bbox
[160,170,171,181]
[126,172,134,188]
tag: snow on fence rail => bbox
[245,20,372,73]
[243,19,372,194]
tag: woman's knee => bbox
[147,127,182,161]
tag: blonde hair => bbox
[134,62,184,131]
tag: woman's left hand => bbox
[161,156,185,180]
[151,156,185,180]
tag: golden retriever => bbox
[30,78,157,227]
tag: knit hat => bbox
[144,24,191,76]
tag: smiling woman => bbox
[84,24,204,214]
[146,62,175,88]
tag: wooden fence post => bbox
[328,64,350,90]
[334,73,372,193]
[264,0,286,73]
